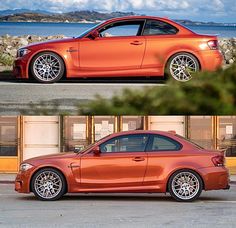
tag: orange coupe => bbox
[15,130,230,202]
[13,16,223,83]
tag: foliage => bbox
[0,53,14,66]
[81,64,236,115]
[20,101,62,115]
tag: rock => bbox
[27,35,42,42]
[18,37,28,47]
[6,48,17,57]
[224,49,233,62]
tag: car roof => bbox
[105,15,183,25]
[106,130,177,137]
[102,16,193,35]
[106,15,171,22]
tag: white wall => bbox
[23,116,60,160]
[148,116,185,136]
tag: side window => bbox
[149,135,182,151]
[100,134,149,153]
[99,21,144,37]
[143,20,178,35]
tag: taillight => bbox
[207,40,219,50]
[212,155,225,167]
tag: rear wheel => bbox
[31,168,66,201]
[166,53,200,82]
[168,170,203,202]
[30,52,65,83]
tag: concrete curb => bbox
[0,180,14,184]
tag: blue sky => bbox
[1,0,235,23]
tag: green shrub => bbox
[0,53,14,66]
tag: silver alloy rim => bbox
[171,172,200,200]
[34,171,62,199]
[33,54,61,81]
[170,55,198,82]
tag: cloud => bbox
[0,0,228,12]
[0,0,234,22]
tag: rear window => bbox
[148,134,182,151]
[143,19,178,35]
[175,134,205,150]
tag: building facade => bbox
[0,116,236,173]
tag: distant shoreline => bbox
[0,21,97,24]
[0,20,236,27]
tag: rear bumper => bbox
[199,166,230,191]
[198,50,223,71]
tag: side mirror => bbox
[92,146,100,155]
[90,30,100,39]
[73,146,84,153]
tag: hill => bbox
[0,10,135,22]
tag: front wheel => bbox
[30,52,65,83]
[31,168,66,201]
[168,170,203,202]
[166,53,200,82]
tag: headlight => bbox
[17,48,31,58]
[20,163,34,171]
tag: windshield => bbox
[77,22,104,38]
[77,134,111,154]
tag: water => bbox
[0,22,236,38]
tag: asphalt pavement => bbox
[0,183,236,228]
[0,76,164,115]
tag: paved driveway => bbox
[0,183,236,227]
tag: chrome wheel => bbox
[169,54,199,82]
[171,171,200,200]
[31,52,64,83]
[34,170,63,200]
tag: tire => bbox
[166,52,200,82]
[30,51,65,83]
[31,168,66,201]
[168,169,203,202]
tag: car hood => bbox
[23,152,76,164]
[22,37,77,49]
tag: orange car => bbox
[13,16,223,83]
[15,130,230,202]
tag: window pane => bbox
[0,146,17,156]
[218,116,236,157]
[122,116,144,131]
[150,135,181,151]
[100,134,148,153]
[64,116,88,151]
[0,117,18,156]
[94,116,115,141]
[189,116,213,149]
[143,20,178,35]
[100,22,142,37]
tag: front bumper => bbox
[15,170,32,193]
[13,57,28,79]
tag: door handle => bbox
[130,41,143,45]
[132,157,145,162]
